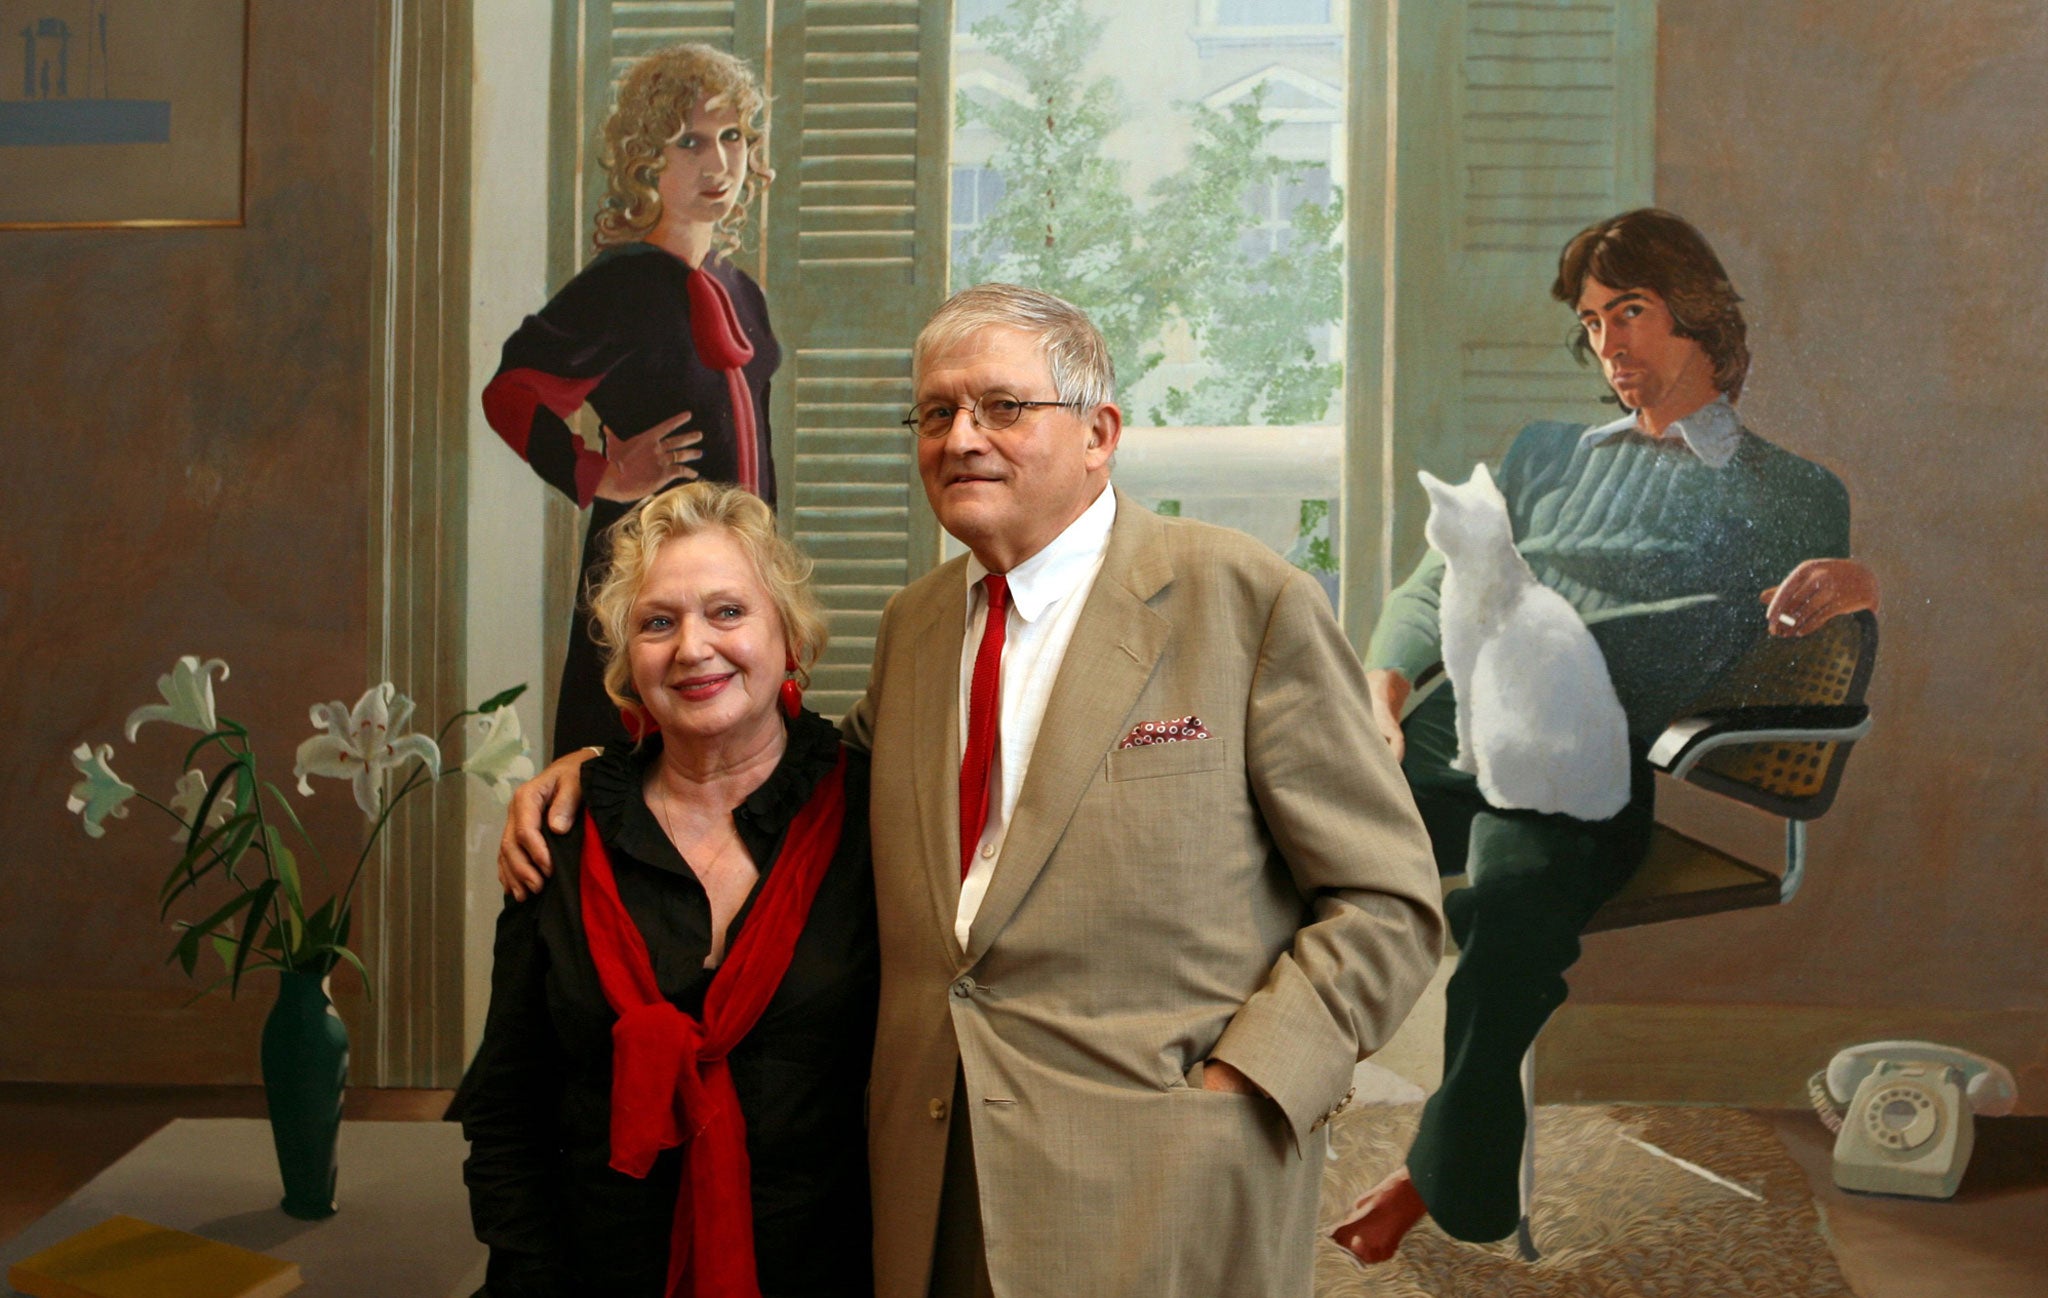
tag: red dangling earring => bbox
[780,651,804,719]
[618,702,656,741]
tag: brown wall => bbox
[1556,0,2048,1109]
[0,3,380,1082]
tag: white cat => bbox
[1420,462,1631,821]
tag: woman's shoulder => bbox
[704,252,770,312]
[516,243,677,343]
[584,240,680,275]
[702,247,760,285]
[564,241,688,298]
[536,803,591,892]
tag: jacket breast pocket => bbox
[1104,738,1227,782]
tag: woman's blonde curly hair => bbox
[593,43,775,253]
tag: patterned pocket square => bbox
[1118,716,1211,748]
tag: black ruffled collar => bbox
[583,708,842,875]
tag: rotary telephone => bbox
[1810,1041,2016,1199]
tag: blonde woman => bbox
[454,484,876,1297]
[483,43,782,757]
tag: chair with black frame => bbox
[1431,610,1879,1260]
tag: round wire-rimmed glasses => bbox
[901,391,1085,439]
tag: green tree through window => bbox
[955,0,1344,428]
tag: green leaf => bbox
[209,933,237,971]
[228,878,280,995]
[476,683,528,713]
[214,815,259,889]
[233,764,258,841]
[257,781,327,873]
[158,813,253,915]
[184,959,287,1003]
[300,896,339,948]
[264,824,304,941]
[169,890,258,976]
[181,761,245,855]
[317,943,373,1002]
[180,727,246,771]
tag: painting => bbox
[2,0,2044,1295]
[0,0,246,228]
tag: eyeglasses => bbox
[901,391,1084,440]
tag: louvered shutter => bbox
[1379,0,1654,575]
[765,1,949,719]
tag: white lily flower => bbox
[166,768,237,842]
[461,706,534,803]
[124,656,230,742]
[67,742,136,838]
[292,683,442,818]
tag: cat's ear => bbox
[1467,460,1507,503]
[1417,469,1449,499]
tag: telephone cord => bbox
[1807,1070,1845,1134]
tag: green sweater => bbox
[1366,418,1851,738]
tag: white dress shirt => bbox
[1579,393,1743,468]
[954,485,1118,947]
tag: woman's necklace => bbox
[652,782,737,875]
[651,782,759,968]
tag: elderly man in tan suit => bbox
[500,284,1442,1297]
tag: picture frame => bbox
[0,0,248,230]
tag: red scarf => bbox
[686,266,761,496]
[577,749,848,1298]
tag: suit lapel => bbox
[908,561,970,966]
[965,491,1173,957]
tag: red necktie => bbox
[960,574,1010,878]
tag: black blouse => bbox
[451,709,878,1298]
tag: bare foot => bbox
[1331,1167,1428,1265]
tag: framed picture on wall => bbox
[0,0,247,229]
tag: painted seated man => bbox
[1335,208,1880,1260]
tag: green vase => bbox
[261,969,349,1220]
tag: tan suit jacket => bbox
[843,490,1443,1297]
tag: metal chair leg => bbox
[1780,818,1809,902]
[1516,1043,1540,1261]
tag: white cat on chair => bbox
[1419,462,1630,822]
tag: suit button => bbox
[929,1097,948,1121]
[951,977,975,999]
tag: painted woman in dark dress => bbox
[483,44,782,757]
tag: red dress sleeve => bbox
[482,256,644,507]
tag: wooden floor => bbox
[1763,1110,2048,1298]
[2,1085,2044,1295]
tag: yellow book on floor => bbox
[6,1215,301,1298]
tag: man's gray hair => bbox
[912,282,1116,412]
